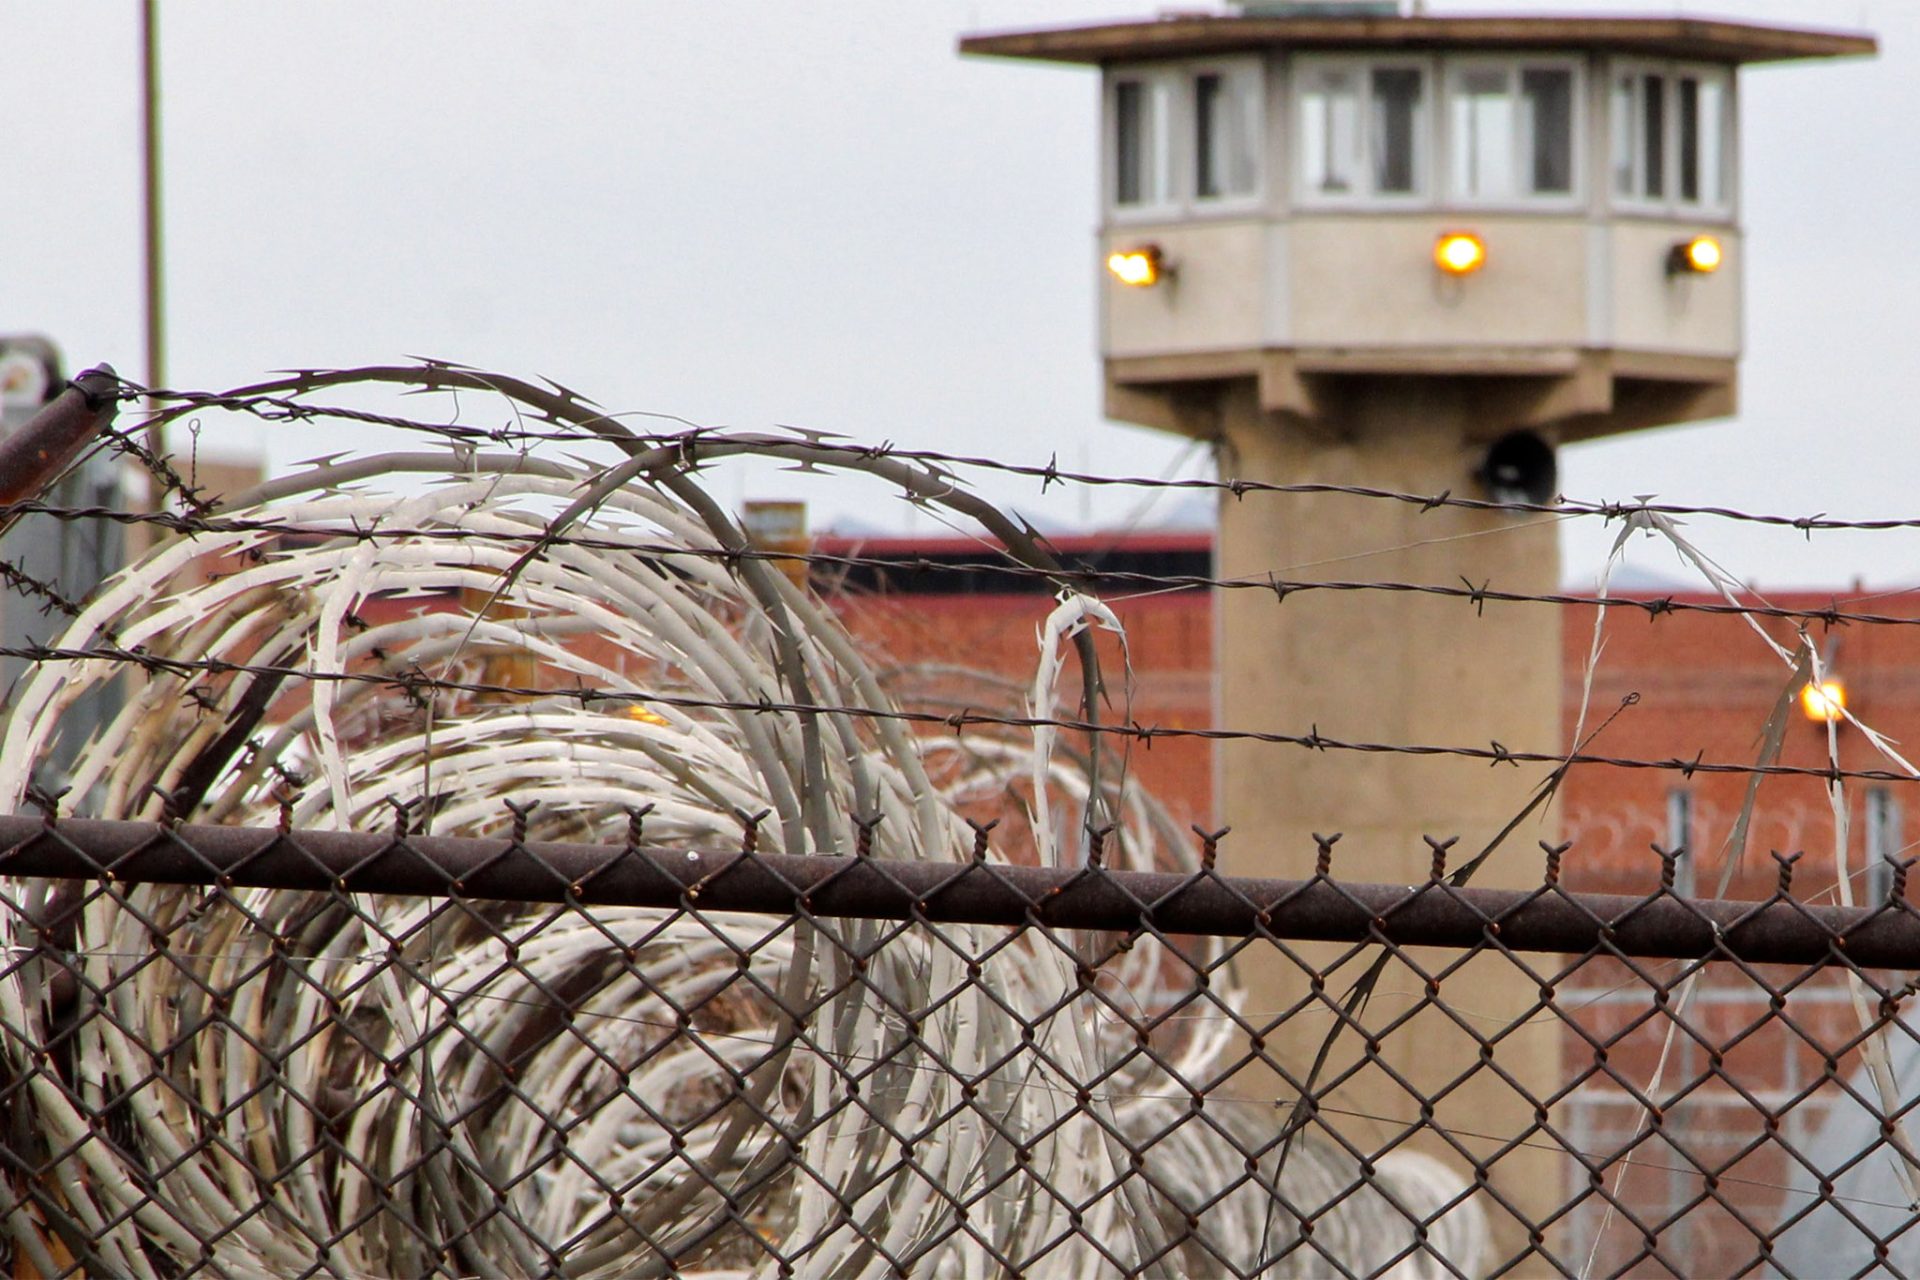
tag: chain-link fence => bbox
[0,364,1915,1276]
[2,812,1915,1278]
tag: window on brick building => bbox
[1867,786,1902,904]
[1665,788,1695,896]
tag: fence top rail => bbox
[1,813,1912,969]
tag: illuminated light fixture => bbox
[626,704,671,728]
[1106,244,1166,288]
[1669,235,1723,275]
[1434,231,1487,276]
[1800,678,1847,723]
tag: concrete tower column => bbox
[1215,377,1564,1255]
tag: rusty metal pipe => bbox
[1,813,1913,970]
[0,364,119,506]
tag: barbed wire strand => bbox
[111,372,1920,536]
[11,640,1913,784]
[0,501,1903,633]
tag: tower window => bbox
[1108,59,1262,215]
[1522,68,1575,194]
[1371,67,1423,194]
[1296,55,1588,208]
[1613,62,1733,214]
[1643,73,1667,198]
[1195,74,1224,196]
[1195,66,1261,200]
[1299,66,1360,195]
[1451,67,1516,199]
[1113,76,1171,209]
[1297,58,1428,203]
[1676,72,1729,207]
[1444,61,1578,204]
[1115,81,1146,205]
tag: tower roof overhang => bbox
[959,14,1875,67]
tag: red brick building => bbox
[819,527,1918,905]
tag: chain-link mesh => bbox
[0,364,1912,1277]
[1,816,1913,1278]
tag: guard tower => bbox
[961,3,1873,1258]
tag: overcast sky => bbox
[0,1,1910,588]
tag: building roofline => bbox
[959,15,1876,68]
[814,529,1214,557]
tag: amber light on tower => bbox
[1671,235,1724,274]
[1433,231,1486,276]
[1106,245,1165,287]
[1801,678,1848,722]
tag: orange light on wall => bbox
[1434,231,1487,276]
[1106,245,1166,288]
[1669,235,1723,275]
[1800,678,1847,723]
